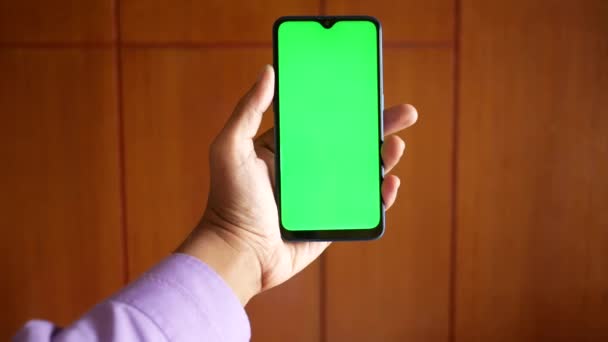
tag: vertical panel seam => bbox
[320,256,327,342]
[448,0,461,341]
[113,0,129,285]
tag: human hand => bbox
[178,65,418,305]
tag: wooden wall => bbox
[1,0,606,340]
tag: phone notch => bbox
[320,17,336,29]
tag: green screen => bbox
[277,19,381,231]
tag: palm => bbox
[203,126,327,291]
[252,130,330,289]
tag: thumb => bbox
[222,64,274,142]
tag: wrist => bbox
[177,223,262,305]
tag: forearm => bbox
[14,254,250,341]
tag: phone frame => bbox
[273,16,385,241]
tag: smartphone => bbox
[273,16,384,241]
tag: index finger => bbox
[383,104,418,136]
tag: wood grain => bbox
[325,49,454,342]
[0,0,114,43]
[325,0,453,42]
[121,48,319,341]
[456,1,608,341]
[121,0,318,43]
[0,49,122,339]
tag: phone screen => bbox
[275,17,383,238]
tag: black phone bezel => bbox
[273,16,385,241]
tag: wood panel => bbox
[325,0,453,42]
[121,48,319,341]
[246,260,321,342]
[121,0,318,43]
[0,0,114,42]
[456,1,608,341]
[0,49,123,339]
[326,49,454,342]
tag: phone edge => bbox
[274,16,385,242]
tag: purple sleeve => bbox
[13,253,251,342]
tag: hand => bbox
[178,65,418,305]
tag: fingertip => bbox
[401,104,418,127]
[381,136,406,173]
[258,64,274,83]
[405,103,418,126]
[382,174,401,209]
[397,136,406,155]
[383,103,419,135]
